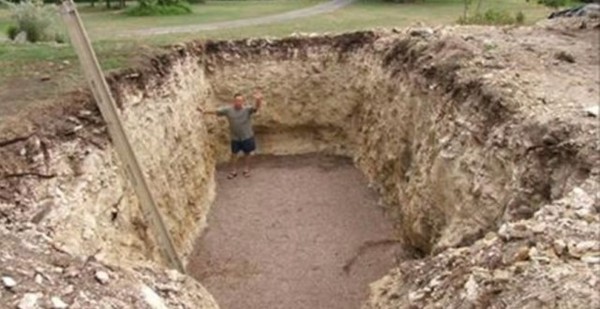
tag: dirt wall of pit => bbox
[0,56,217,266]
[200,32,597,254]
[1,30,597,274]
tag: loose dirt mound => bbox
[0,226,218,309]
[187,155,406,309]
[366,180,600,309]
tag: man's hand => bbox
[253,90,263,102]
[253,89,263,111]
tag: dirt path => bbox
[120,0,354,37]
[187,154,406,309]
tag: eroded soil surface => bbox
[187,154,406,309]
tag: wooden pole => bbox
[59,0,185,273]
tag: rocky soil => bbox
[1,16,599,309]
[0,225,218,309]
[366,179,600,309]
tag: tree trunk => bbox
[106,0,111,9]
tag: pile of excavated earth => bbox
[1,15,599,309]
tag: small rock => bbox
[581,254,600,264]
[555,51,576,63]
[570,187,594,209]
[51,296,68,309]
[408,290,425,303]
[483,39,496,50]
[493,269,511,282]
[18,292,42,309]
[537,292,556,304]
[63,285,74,295]
[531,222,546,234]
[570,241,600,258]
[553,239,567,256]
[584,105,599,117]
[95,271,109,285]
[34,274,43,285]
[428,275,444,288]
[499,223,532,240]
[514,246,530,262]
[141,284,168,309]
[2,276,16,289]
[62,60,70,66]
[82,228,94,240]
[78,109,92,117]
[464,275,479,301]
[40,75,51,82]
[409,27,434,38]
[166,269,183,282]
[63,266,80,279]
[575,207,595,221]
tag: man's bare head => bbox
[233,93,244,109]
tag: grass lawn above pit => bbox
[150,0,553,43]
[78,0,324,39]
[0,0,558,117]
[0,0,556,77]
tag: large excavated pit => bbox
[1,25,599,308]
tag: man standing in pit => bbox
[198,90,263,179]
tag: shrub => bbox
[537,0,568,10]
[1,0,64,43]
[6,25,19,40]
[125,0,192,16]
[458,9,522,26]
[516,11,526,24]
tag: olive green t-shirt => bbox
[217,106,257,141]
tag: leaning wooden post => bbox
[59,0,185,273]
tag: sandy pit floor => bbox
[187,154,406,309]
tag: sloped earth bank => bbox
[187,155,406,309]
[1,18,599,308]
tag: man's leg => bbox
[241,137,256,177]
[229,154,239,178]
[228,141,240,179]
[242,154,251,176]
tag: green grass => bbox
[80,0,323,39]
[141,0,553,44]
[0,0,556,84]
[0,7,10,36]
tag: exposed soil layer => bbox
[187,154,406,309]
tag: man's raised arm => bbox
[197,107,221,115]
[253,90,263,112]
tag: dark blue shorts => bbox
[231,137,256,154]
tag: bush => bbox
[125,0,192,16]
[538,0,568,9]
[6,25,19,40]
[516,11,525,24]
[1,0,64,43]
[458,9,524,26]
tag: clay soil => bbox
[187,154,406,309]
